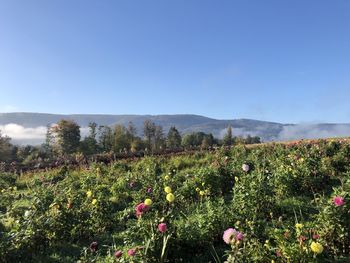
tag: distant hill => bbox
[0,112,350,145]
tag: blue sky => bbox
[0,0,349,123]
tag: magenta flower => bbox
[158,223,167,233]
[135,202,150,217]
[128,248,136,256]
[147,187,153,193]
[223,228,244,244]
[333,196,345,206]
[115,250,123,258]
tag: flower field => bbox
[1,139,350,262]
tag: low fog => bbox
[1,123,350,145]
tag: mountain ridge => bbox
[0,112,350,145]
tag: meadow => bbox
[1,139,350,262]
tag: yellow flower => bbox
[164,186,172,194]
[86,190,92,198]
[166,193,175,202]
[201,182,205,186]
[199,191,205,196]
[234,176,239,182]
[295,223,303,229]
[165,175,170,180]
[195,187,200,192]
[271,260,275,263]
[91,199,97,205]
[310,242,323,254]
[144,198,152,206]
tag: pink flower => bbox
[333,196,345,206]
[158,223,167,233]
[115,250,123,258]
[128,248,136,256]
[147,187,153,193]
[223,228,244,244]
[135,202,149,217]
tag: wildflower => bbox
[158,223,167,233]
[199,190,205,196]
[295,223,303,229]
[166,193,175,203]
[135,202,150,217]
[333,196,345,206]
[128,248,136,256]
[223,228,244,244]
[92,199,97,205]
[242,164,250,172]
[89,241,98,252]
[195,187,200,192]
[115,250,123,258]
[164,186,172,194]
[86,190,92,198]
[144,198,152,206]
[165,175,170,180]
[147,187,153,193]
[234,176,239,182]
[201,182,205,186]
[310,242,323,254]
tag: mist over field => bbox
[2,121,350,145]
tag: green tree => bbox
[112,125,130,153]
[167,126,182,150]
[52,119,81,155]
[143,120,156,151]
[154,125,165,151]
[98,125,113,152]
[80,122,99,155]
[223,125,233,146]
[0,131,13,162]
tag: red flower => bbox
[114,250,123,258]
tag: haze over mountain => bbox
[0,112,350,145]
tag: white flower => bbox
[242,164,250,172]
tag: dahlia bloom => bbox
[164,186,172,193]
[115,250,123,258]
[333,196,345,206]
[166,193,175,202]
[128,248,136,256]
[158,223,167,233]
[135,202,149,217]
[223,228,244,244]
[310,241,323,254]
[242,164,250,172]
[144,198,152,206]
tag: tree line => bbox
[0,119,261,167]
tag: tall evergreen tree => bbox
[223,125,233,146]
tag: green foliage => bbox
[1,139,350,262]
